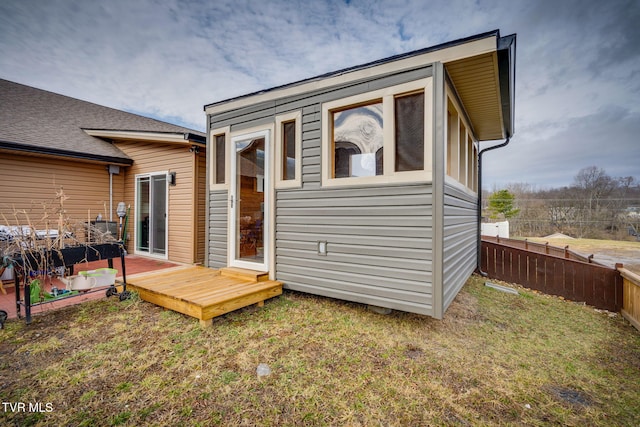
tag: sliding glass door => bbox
[136,173,167,257]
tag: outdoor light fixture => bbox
[116,202,127,218]
[116,202,127,241]
[168,171,177,186]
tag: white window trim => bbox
[274,111,302,189]
[321,78,433,188]
[445,85,478,194]
[209,126,230,190]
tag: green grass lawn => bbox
[1,274,639,426]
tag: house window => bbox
[395,91,424,172]
[210,126,230,189]
[332,102,383,178]
[282,121,296,180]
[446,90,477,193]
[322,78,433,187]
[215,134,226,184]
[458,119,467,185]
[275,111,302,189]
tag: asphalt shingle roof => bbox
[0,79,204,163]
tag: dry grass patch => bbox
[1,275,639,426]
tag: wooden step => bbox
[220,267,270,282]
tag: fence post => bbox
[545,242,549,254]
[524,238,528,250]
[564,245,569,259]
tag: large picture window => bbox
[322,78,432,187]
[332,102,383,178]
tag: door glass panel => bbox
[136,177,150,253]
[136,174,166,256]
[236,137,265,263]
[152,175,167,255]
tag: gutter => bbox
[476,33,516,276]
[476,137,510,276]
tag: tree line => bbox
[485,166,640,239]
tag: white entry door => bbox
[229,130,270,271]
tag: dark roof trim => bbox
[82,128,206,145]
[0,140,134,166]
[185,132,206,144]
[204,29,501,110]
[497,34,516,138]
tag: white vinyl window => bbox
[445,87,478,193]
[275,111,302,189]
[209,126,230,189]
[321,78,433,187]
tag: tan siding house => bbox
[115,140,206,264]
[0,151,126,224]
[0,79,206,264]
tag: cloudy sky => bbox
[1,0,638,189]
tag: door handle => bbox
[230,195,234,208]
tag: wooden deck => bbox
[126,266,282,327]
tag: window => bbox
[332,102,383,178]
[395,92,424,172]
[322,78,432,187]
[446,89,478,193]
[275,111,302,188]
[210,126,230,189]
[282,121,296,180]
[215,134,225,184]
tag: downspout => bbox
[109,170,113,221]
[476,137,510,276]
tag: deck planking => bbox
[127,266,282,326]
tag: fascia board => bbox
[83,129,200,145]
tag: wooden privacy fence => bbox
[481,239,623,312]
[619,268,640,331]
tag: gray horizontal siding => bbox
[208,64,437,315]
[276,184,434,315]
[442,184,478,310]
[208,190,228,268]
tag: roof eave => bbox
[496,34,516,138]
[0,140,133,165]
[83,129,206,145]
